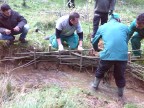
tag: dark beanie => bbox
[1,4,11,12]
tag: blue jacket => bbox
[92,19,129,61]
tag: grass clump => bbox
[3,85,96,108]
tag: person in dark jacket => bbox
[129,13,144,57]
[0,4,29,45]
[91,0,116,41]
[92,13,129,98]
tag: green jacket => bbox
[129,19,144,38]
[92,19,129,61]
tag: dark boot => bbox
[91,77,101,89]
[118,87,124,97]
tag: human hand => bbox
[4,29,11,35]
[13,26,20,32]
[109,10,113,15]
[78,45,84,51]
[58,44,64,51]
[91,38,93,43]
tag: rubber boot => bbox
[118,87,124,97]
[92,77,101,89]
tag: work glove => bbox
[58,44,64,51]
[109,10,113,15]
[91,38,93,43]
[78,45,84,51]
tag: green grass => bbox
[2,0,143,51]
[124,103,138,108]
[3,85,95,108]
[0,0,144,107]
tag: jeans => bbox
[95,60,127,88]
[0,24,29,41]
[92,12,108,38]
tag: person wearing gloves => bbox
[91,0,116,41]
[129,13,144,58]
[48,12,83,51]
[0,4,29,45]
[91,13,129,98]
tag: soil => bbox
[0,44,144,108]
[0,61,144,108]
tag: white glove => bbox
[78,45,84,51]
[91,38,93,43]
[58,44,64,51]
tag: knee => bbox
[22,24,30,33]
[69,43,78,50]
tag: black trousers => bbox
[92,12,108,38]
[95,60,127,88]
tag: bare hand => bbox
[13,26,20,32]
[4,29,11,35]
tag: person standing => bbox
[0,4,29,45]
[129,13,144,58]
[91,0,116,41]
[92,13,129,98]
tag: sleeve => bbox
[76,22,83,33]
[77,32,83,40]
[56,28,62,39]
[92,27,102,51]
[129,20,136,40]
[110,0,116,11]
[0,26,6,34]
[56,19,63,30]
[16,12,27,29]
[125,26,130,43]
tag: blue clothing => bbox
[49,33,79,49]
[129,20,144,56]
[129,20,144,38]
[92,19,129,61]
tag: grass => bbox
[2,0,143,51]
[3,85,96,108]
[0,0,144,108]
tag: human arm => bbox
[15,12,27,29]
[0,23,11,34]
[92,27,102,51]
[56,28,64,51]
[77,32,84,50]
[129,20,136,40]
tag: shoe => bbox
[118,87,124,97]
[91,77,101,90]
[44,36,50,40]
[131,55,141,59]
[19,38,28,43]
